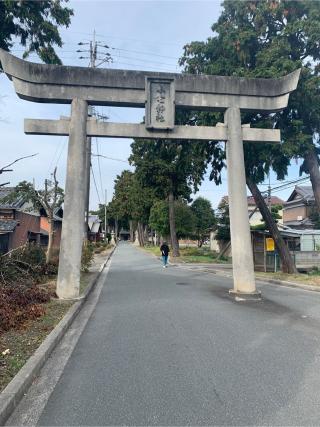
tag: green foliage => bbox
[0,0,73,66]
[149,199,196,239]
[180,0,320,185]
[129,138,224,201]
[309,208,320,229]
[4,178,64,216]
[0,244,57,287]
[215,199,230,242]
[251,204,283,231]
[81,242,94,273]
[191,197,216,246]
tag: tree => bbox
[191,197,216,247]
[215,199,230,243]
[129,138,223,256]
[149,199,196,243]
[105,170,155,246]
[0,0,73,66]
[251,204,282,231]
[0,153,38,187]
[4,168,64,263]
[179,0,320,273]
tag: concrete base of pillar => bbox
[229,289,262,301]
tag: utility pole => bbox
[78,30,112,237]
[268,175,272,212]
[104,189,107,240]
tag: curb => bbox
[256,277,320,293]
[171,261,320,294]
[0,246,116,426]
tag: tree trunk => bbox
[168,192,180,257]
[129,220,134,242]
[144,225,149,244]
[137,221,144,247]
[140,223,145,246]
[115,219,119,242]
[247,177,297,274]
[305,147,320,212]
[46,217,54,264]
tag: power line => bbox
[108,46,179,61]
[265,176,310,194]
[112,53,179,68]
[91,153,129,164]
[65,31,185,48]
[95,138,104,202]
[46,136,65,176]
[91,165,101,204]
[109,60,179,73]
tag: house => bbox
[0,187,63,254]
[283,186,316,229]
[247,195,284,226]
[88,215,102,242]
[38,206,63,250]
[219,195,284,227]
[252,228,320,272]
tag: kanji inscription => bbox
[145,77,175,130]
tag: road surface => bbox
[7,243,320,426]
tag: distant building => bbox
[219,195,284,227]
[283,186,316,229]
[88,215,102,242]
[0,187,62,254]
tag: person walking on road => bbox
[160,242,170,268]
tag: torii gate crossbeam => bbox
[0,49,300,300]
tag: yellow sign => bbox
[266,237,275,252]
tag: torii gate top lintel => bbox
[0,48,300,112]
[0,48,301,299]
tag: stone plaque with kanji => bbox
[145,77,175,130]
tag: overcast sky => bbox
[0,0,309,211]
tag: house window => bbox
[0,211,14,220]
[287,238,300,251]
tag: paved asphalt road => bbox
[14,243,320,425]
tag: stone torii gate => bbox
[0,49,300,300]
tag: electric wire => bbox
[95,138,105,202]
[91,153,129,164]
[91,165,101,204]
[46,136,65,177]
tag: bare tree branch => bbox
[0,153,38,174]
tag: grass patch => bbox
[142,245,230,264]
[0,298,72,392]
[79,271,96,295]
[256,271,320,287]
[0,247,112,392]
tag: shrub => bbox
[0,283,50,333]
[0,244,53,333]
[81,242,94,272]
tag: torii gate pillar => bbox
[225,107,258,297]
[0,49,300,300]
[56,98,88,299]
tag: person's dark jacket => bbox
[160,243,170,257]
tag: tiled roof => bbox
[88,215,101,232]
[0,219,18,232]
[247,195,284,206]
[220,195,284,206]
[286,185,314,203]
[0,187,25,209]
